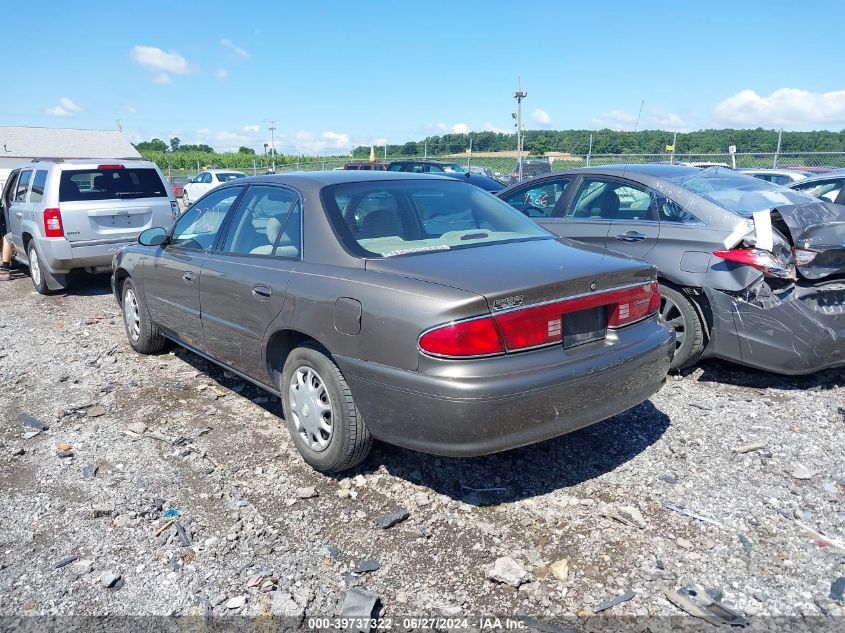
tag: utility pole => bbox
[384,143,387,161]
[513,80,527,181]
[467,136,473,170]
[671,130,677,165]
[424,138,428,159]
[587,133,593,167]
[116,119,122,132]
[268,120,277,172]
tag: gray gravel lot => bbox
[1,271,844,627]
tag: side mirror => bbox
[139,227,168,247]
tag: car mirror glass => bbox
[138,227,168,247]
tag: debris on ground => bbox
[791,463,814,480]
[831,577,845,605]
[486,556,528,587]
[20,413,49,431]
[664,585,749,627]
[733,441,766,454]
[661,500,722,527]
[353,559,380,574]
[374,509,410,529]
[601,504,647,529]
[594,590,635,613]
[548,559,569,582]
[339,587,379,620]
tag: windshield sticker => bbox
[383,245,451,257]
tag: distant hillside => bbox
[353,128,845,158]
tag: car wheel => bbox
[282,342,372,472]
[26,241,49,295]
[121,277,166,354]
[183,190,191,206]
[659,284,705,371]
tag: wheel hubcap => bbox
[660,294,686,349]
[289,366,333,452]
[30,249,41,286]
[124,288,141,341]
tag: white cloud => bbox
[243,125,260,133]
[130,45,192,75]
[221,38,250,61]
[426,122,471,134]
[482,122,510,134]
[292,130,352,153]
[451,123,469,134]
[215,68,229,80]
[153,73,172,85]
[125,104,137,114]
[46,97,82,117]
[714,88,845,127]
[531,108,552,127]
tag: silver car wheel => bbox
[124,287,141,341]
[29,247,42,287]
[660,294,686,349]
[289,366,333,452]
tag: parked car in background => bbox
[785,166,837,174]
[1,159,179,294]
[497,164,845,374]
[507,158,552,184]
[740,168,812,185]
[169,176,188,198]
[183,169,246,206]
[786,172,845,204]
[342,161,387,171]
[113,171,673,472]
[681,161,732,169]
[387,159,503,192]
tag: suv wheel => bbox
[282,342,372,472]
[27,242,49,295]
[122,277,166,354]
[659,284,705,371]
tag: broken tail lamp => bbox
[419,281,659,358]
[712,247,796,280]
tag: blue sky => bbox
[4,0,845,154]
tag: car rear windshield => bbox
[217,172,245,182]
[322,179,551,258]
[671,167,816,217]
[60,168,167,201]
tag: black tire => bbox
[659,284,705,371]
[282,342,372,472]
[121,277,166,354]
[26,241,49,295]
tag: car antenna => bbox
[620,99,644,183]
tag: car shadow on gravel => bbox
[367,400,670,504]
[55,272,114,297]
[693,358,845,391]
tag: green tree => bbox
[238,146,256,154]
[531,135,550,156]
[169,137,181,152]
[134,138,168,153]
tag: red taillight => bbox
[418,317,505,357]
[98,164,124,170]
[43,208,64,238]
[713,248,795,280]
[419,281,660,358]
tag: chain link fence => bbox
[161,152,845,187]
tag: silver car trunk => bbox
[59,197,172,243]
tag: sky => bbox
[4,0,845,154]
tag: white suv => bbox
[0,159,179,294]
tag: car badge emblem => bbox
[493,295,524,311]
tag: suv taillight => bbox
[419,281,660,358]
[43,208,64,238]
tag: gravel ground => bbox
[1,271,844,629]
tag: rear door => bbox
[605,179,661,260]
[143,185,246,350]
[58,166,172,244]
[200,185,301,378]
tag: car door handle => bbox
[15,212,23,218]
[182,271,196,284]
[615,231,647,242]
[252,284,272,299]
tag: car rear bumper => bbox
[336,317,674,457]
[704,282,845,375]
[38,237,133,273]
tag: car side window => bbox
[658,198,701,224]
[29,170,48,204]
[15,170,33,202]
[500,178,571,218]
[170,186,244,250]
[567,178,657,221]
[795,179,842,203]
[221,185,301,258]
[3,171,20,207]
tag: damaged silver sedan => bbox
[498,165,845,374]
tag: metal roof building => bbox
[0,126,141,162]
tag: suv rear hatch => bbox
[58,166,174,243]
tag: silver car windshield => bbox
[324,179,551,258]
[670,167,816,217]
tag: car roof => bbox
[206,168,246,173]
[558,163,702,178]
[388,159,456,165]
[223,170,455,188]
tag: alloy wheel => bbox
[124,287,141,341]
[29,248,42,287]
[660,294,686,350]
[288,366,333,452]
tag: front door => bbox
[498,176,574,237]
[7,170,30,254]
[1,170,21,251]
[200,185,302,378]
[143,185,245,350]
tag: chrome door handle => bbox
[182,271,196,284]
[615,232,647,242]
[252,284,272,299]
[15,212,22,218]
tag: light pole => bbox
[268,120,277,172]
[513,84,527,181]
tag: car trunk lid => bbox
[59,198,173,243]
[772,202,845,280]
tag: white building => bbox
[0,126,141,189]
